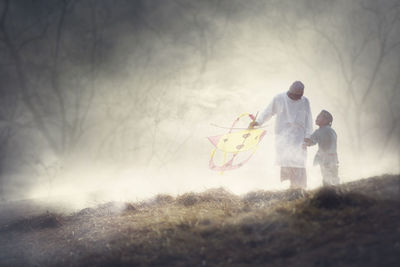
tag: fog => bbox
[0,0,399,207]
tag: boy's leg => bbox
[330,164,339,185]
[321,164,339,186]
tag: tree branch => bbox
[0,0,9,30]
[17,22,49,51]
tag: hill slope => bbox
[0,174,399,266]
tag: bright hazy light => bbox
[2,1,399,206]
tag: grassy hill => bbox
[0,174,399,266]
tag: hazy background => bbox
[0,0,399,206]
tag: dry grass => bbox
[0,174,399,266]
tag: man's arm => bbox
[249,96,277,129]
[304,98,313,138]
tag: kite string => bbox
[209,123,268,130]
[212,111,267,131]
[228,114,244,133]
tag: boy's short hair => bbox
[321,110,333,124]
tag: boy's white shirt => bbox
[309,125,338,166]
[256,92,313,168]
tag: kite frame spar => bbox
[208,113,266,173]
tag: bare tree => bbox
[0,0,110,158]
[303,0,400,154]
[0,0,115,197]
[0,0,61,155]
[93,0,231,169]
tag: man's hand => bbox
[248,121,259,129]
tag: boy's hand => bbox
[302,143,307,150]
[248,121,259,129]
[302,138,311,150]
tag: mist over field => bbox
[0,0,399,205]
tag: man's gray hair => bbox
[289,81,304,92]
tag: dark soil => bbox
[0,174,399,266]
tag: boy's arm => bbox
[304,131,318,146]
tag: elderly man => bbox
[249,81,313,189]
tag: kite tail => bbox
[219,151,228,175]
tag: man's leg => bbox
[281,167,307,189]
[291,168,307,189]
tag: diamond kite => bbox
[208,113,266,173]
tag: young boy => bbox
[304,110,339,186]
